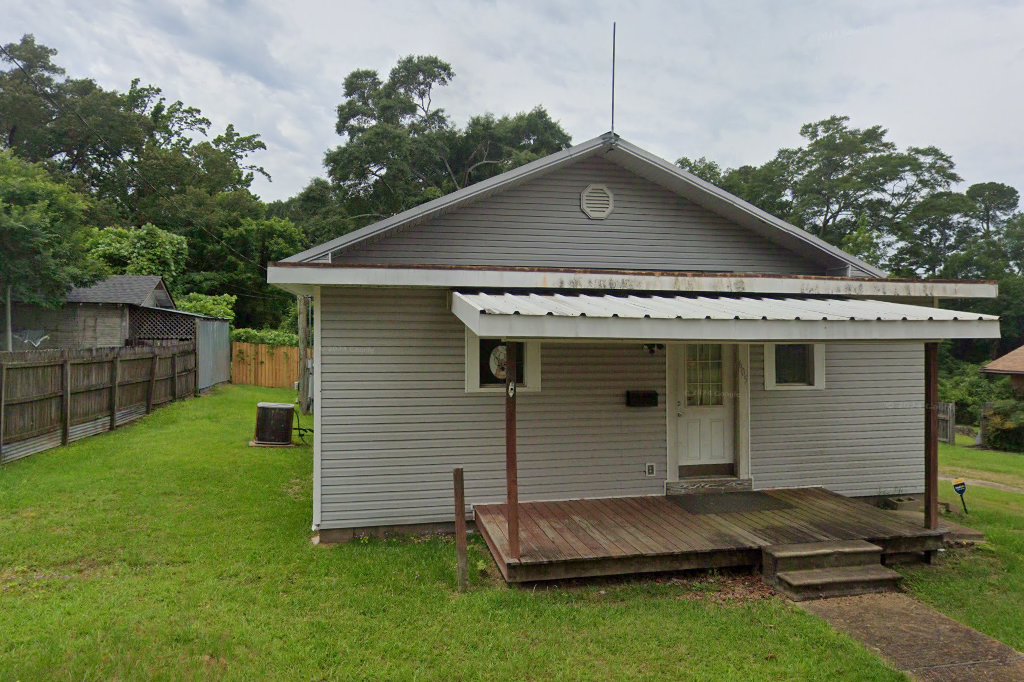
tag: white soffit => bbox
[450,292,1000,342]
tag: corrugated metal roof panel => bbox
[451,292,999,342]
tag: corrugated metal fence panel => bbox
[0,430,62,464]
[331,156,824,275]
[197,319,231,389]
[317,286,667,530]
[69,416,110,443]
[749,342,925,497]
[116,405,147,426]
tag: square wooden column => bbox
[505,342,520,561]
[924,342,939,530]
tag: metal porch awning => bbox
[451,292,1000,341]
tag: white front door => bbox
[676,344,735,466]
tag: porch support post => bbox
[505,341,520,561]
[924,342,939,530]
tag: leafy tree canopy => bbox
[85,224,188,285]
[283,55,572,243]
[177,292,237,323]
[0,150,103,306]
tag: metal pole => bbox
[924,342,939,530]
[505,342,520,561]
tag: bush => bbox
[939,360,1013,425]
[983,400,1024,452]
[177,293,237,323]
[230,327,298,347]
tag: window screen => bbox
[774,344,814,385]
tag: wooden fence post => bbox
[61,350,71,445]
[109,351,120,431]
[171,352,178,401]
[193,345,200,397]
[147,351,158,413]
[454,467,468,592]
[0,362,6,459]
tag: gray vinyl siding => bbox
[318,286,666,529]
[330,157,825,275]
[749,342,925,497]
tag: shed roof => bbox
[450,292,999,342]
[983,346,1024,375]
[67,275,174,308]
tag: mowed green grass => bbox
[0,385,905,680]
[901,438,1024,651]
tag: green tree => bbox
[178,217,305,328]
[0,150,102,308]
[85,224,188,284]
[317,55,571,237]
[176,292,237,323]
[676,156,723,185]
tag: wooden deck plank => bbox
[604,497,689,554]
[474,488,942,583]
[567,499,655,557]
[548,499,634,557]
[529,502,595,560]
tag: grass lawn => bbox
[900,437,1024,651]
[0,385,904,680]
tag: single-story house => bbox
[983,346,1024,395]
[269,132,999,588]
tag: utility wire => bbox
[0,43,270,273]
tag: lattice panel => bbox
[129,307,196,342]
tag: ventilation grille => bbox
[581,184,614,219]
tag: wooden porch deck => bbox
[474,487,943,582]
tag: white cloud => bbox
[7,0,1024,200]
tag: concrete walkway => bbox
[802,593,1024,681]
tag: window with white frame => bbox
[764,343,825,390]
[464,330,541,392]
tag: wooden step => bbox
[763,540,883,578]
[666,477,752,495]
[774,565,902,601]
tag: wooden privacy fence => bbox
[937,401,956,445]
[231,342,299,389]
[0,343,197,465]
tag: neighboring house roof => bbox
[67,275,175,309]
[282,132,887,278]
[983,346,1024,375]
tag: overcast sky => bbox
[8,1,1024,201]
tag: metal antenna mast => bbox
[611,22,617,133]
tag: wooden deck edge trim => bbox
[506,549,760,583]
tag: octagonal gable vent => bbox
[581,183,614,219]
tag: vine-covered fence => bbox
[0,343,197,464]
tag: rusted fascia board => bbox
[268,265,998,299]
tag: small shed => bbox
[983,346,1024,395]
[10,275,230,389]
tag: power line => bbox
[0,43,270,273]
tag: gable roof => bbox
[67,275,175,308]
[282,132,886,278]
[983,346,1024,375]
